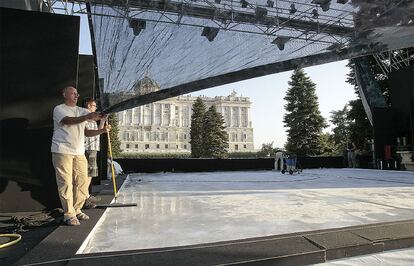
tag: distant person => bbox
[51,86,109,226]
[83,98,110,209]
[107,159,124,178]
[342,147,348,167]
[346,140,357,168]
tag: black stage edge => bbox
[68,220,414,266]
[16,211,414,265]
[117,156,345,173]
[14,175,127,266]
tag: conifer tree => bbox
[202,105,229,158]
[283,69,326,156]
[190,97,207,157]
[108,112,122,157]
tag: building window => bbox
[243,144,247,149]
[157,144,160,149]
[235,144,239,150]
[135,144,138,149]
[232,133,237,142]
[184,144,187,149]
[145,144,150,149]
[184,134,187,140]
[165,144,168,149]
[176,145,179,149]
[126,144,130,149]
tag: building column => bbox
[169,104,174,126]
[178,105,182,127]
[118,112,123,126]
[238,107,241,128]
[188,106,191,126]
[122,110,126,126]
[131,108,135,125]
[160,104,164,126]
[221,106,227,126]
[229,107,233,127]
[246,107,251,128]
[139,106,144,125]
[151,103,156,125]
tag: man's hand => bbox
[103,124,112,132]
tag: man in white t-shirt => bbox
[51,86,109,226]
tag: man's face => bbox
[64,87,79,104]
[87,101,97,112]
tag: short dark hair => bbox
[83,97,95,108]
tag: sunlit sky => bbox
[78,15,356,150]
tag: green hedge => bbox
[118,152,191,159]
[118,152,266,159]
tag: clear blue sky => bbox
[78,14,356,150]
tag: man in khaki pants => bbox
[51,86,109,226]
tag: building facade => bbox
[115,77,254,153]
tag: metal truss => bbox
[41,0,87,15]
[373,48,414,78]
[43,0,355,46]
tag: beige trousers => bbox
[52,153,88,220]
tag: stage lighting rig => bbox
[201,27,219,42]
[312,0,331,12]
[267,0,274,8]
[129,19,146,36]
[289,3,297,14]
[256,7,267,20]
[312,9,319,19]
[272,36,290,51]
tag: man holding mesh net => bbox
[51,87,109,226]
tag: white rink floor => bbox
[78,168,414,255]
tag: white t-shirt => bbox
[51,104,90,155]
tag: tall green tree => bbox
[257,142,278,157]
[330,104,351,150]
[283,68,326,156]
[202,105,229,158]
[190,97,207,157]
[319,132,338,156]
[108,112,122,158]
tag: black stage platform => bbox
[3,171,412,266]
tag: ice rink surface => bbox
[78,168,414,256]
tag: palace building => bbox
[114,76,254,153]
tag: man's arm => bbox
[61,112,102,125]
[97,114,109,129]
[85,124,111,137]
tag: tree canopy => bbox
[283,68,326,156]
